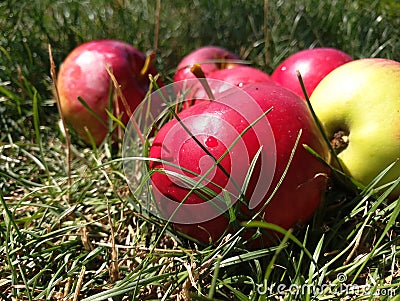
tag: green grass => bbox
[1,0,400,300]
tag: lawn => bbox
[0,0,399,300]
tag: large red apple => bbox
[174,45,240,82]
[271,47,352,98]
[148,82,330,246]
[57,39,162,145]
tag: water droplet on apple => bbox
[205,136,218,148]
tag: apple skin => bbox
[173,45,240,82]
[149,82,330,246]
[271,48,352,99]
[182,66,273,105]
[310,58,400,197]
[57,39,162,145]
[206,65,272,87]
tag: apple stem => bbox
[140,51,156,78]
[296,70,344,172]
[190,63,216,101]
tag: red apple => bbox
[174,45,240,82]
[181,65,272,106]
[57,39,162,145]
[148,82,330,246]
[271,47,352,99]
[207,65,272,87]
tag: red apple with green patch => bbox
[57,39,162,145]
[148,81,330,246]
[271,47,352,98]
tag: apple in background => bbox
[310,58,400,197]
[148,82,330,246]
[57,39,162,145]
[271,47,352,99]
[174,45,240,82]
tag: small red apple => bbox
[174,45,240,82]
[148,81,330,246]
[207,65,272,87]
[271,47,352,98]
[181,65,272,105]
[57,39,162,145]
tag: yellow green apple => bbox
[310,58,400,197]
